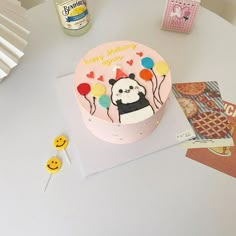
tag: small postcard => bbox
[172,81,234,148]
[186,101,236,177]
[161,0,200,33]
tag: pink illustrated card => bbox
[162,0,200,33]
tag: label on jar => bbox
[56,0,89,30]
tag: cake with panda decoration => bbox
[74,41,172,144]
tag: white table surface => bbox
[1,0,236,235]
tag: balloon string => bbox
[151,68,158,95]
[84,95,92,114]
[158,75,165,105]
[107,108,113,123]
[151,68,162,105]
[91,97,96,115]
[154,97,162,106]
[150,78,159,110]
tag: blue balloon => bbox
[141,57,154,69]
[98,95,111,109]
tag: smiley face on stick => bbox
[46,157,62,174]
[53,135,68,150]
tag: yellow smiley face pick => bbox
[53,135,68,151]
[53,135,71,165]
[46,157,62,174]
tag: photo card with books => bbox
[186,101,236,178]
[172,81,234,148]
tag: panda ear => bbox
[109,79,117,86]
[129,73,135,80]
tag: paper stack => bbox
[0,0,30,81]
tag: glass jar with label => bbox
[54,0,91,36]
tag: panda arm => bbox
[138,92,145,98]
[116,99,122,106]
[116,99,126,114]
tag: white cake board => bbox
[55,74,195,178]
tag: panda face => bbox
[111,78,146,105]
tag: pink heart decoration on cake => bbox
[136,52,143,57]
[126,60,133,66]
[86,71,94,79]
[97,75,104,81]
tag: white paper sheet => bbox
[56,74,196,177]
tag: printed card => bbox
[186,101,236,177]
[172,81,234,148]
[162,0,200,33]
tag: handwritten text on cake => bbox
[83,44,137,66]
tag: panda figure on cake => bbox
[109,68,154,124]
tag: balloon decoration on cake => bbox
[141,57,154,69]
[98,94,113,122]
[140,57,161,108]
[77,80,112,120]
[77,83,92,114]
[139,69,159,109]
[155,61,170,104]
[139,69,153,81]
[91,83,106,115]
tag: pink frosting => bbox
[73,41,172,143]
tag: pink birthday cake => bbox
[74,41,172,144]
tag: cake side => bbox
[75,95,167,144]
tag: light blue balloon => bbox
[141,57,154,69]
[98,95,111,109]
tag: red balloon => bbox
[139,69,153,81]
[77,83,91,96]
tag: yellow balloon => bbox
[155,61,169,76]
[91,83,106,97]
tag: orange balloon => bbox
[139,69,153,81]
